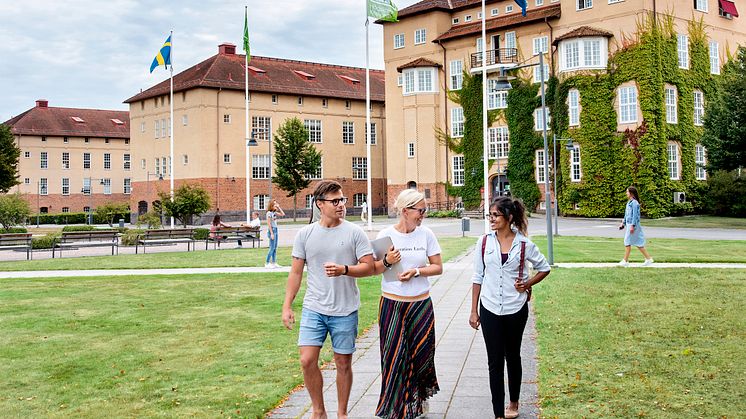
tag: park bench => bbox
[52,230,119,258]
[206,226,262,249]
[0,233,33,260]
[136,228,195,254]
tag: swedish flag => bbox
[150,35,172,73]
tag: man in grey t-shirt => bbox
[282,180,374,419]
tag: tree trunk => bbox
[293,195,298,222]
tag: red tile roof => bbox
[552,26,614,45]
[434,4,562,42]
[125,47,386,104]
[396,0,504,20]
[4,102,129,138]
[397,58,443,72]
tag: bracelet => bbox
[382,254,392,269]
[343,265,349,275]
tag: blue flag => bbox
[514,0,527,16]
[150,35,172,73]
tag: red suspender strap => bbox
[481,235,488,272]
[518,241,526,279]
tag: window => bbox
[678,34,689,69]
[124,178,131,194]
[343,121,355,144]
[141,159,146,169]
[394,33,405,49]
[182,154,188,165]
[140,122,146,133]
[506,5,514,12]
[417,68,433,92]
[488,80,508,109]
[366,122,377,145]
[345,100,352,110]
[124,139,129,145]
[304,119,322,143]
[709,41,720,74]
[618,86,638,123]
[564,41,580,69]
[505,32,516,56]
[162,156,168,175]
[62,178,70,195]
[105,138,110,144]
[252,155,271,179]
[536,0,544,5]
[298,96,304,106]
[353,193,367,207]
[533,64,550,84]
[450,60,463,90]
[224,114,231,124]
[559,38,607,71]
[39,178,48,195]
[83,206,90,213]
[41,136,46,142]
[63,137,68,144]
[103,178,112,195]
[254,195,269,211]
[534,108,551,131]
[104,153,111,170]
[155,120,160,138]
[452,156,464,186]
[451,108,464,137]
[568,89,580,126]
[536,150,546,183]
[695,144,707,180]
[695,0,708,12]
[83,153,91,169]
[85,137,89,143]
[397,75,403,86]
[163,118,169,137]
[352,157,368,180]
[583,39,601,66]
[62,152,70,169]
[403,70,415,94]
[408,142,415,158]
[665,86,678,124]
[452,17,459,24]
[182,114,188,126]
[693,90,704,126]
[62,207,69,213]
[491,8,499,16]
[252,116,271,141]
[322,98,328,108]
[24,178,30,184]
[83,178,91,195]
[533,36,549,55]
[570,145,582,181]
[667,143,680,180]
[224,154,232,164]
[24,151,30,158]
[272,94,278,104]
[155,158,160,175]
[307,157,323,179]
[415,28,426,45]
[306,195,313,209]
[464,14,472,22]
[489,127,510,158]
[40,152,48,169]
[577,0,593,10]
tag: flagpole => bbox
[365,17,372,232]
[169,29,175,229]
[245,6,251,224]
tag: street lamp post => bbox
[552,135,575,237]
[245,131,259,223]
[82,177,105,225]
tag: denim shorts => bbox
[298,308,358,354]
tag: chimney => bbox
[218,43,236,55]
[36,99,48,108]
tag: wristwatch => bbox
[414,268,421,278]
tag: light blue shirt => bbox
[623,199,641,226]
[471,231,550,316]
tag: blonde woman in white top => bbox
[372,189,442,418]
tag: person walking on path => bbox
[469,197,551,419]
[266,199,285,268]
[618,186,654,267]
[281,180,375,419]
[361,199,368,223]
[371,189,442,419]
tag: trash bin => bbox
[461,217,470,237]
[118,219,125,228]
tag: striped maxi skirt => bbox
[376,296,439,419]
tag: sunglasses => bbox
[407,207,427,215]
[317,197,348,206]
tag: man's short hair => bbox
[313,180,342,205]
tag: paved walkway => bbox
[268,250,541,419]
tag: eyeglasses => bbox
[488,212,503,219]
[317,197,348,206]
[407,207,427,215]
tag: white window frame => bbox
[709,41,720,74]
[695,144,707,180]
[305,195,313,209]
[695,0,708,12]
[693,90,704,126]
[402,68,438,95]
[140,122,146,133]
[155,120,160,138]
[534,108,552,131]
[570,145,582,182]
[62,178,70,196]
[536,150,546,183]
[252,116,271,141]
[536,0,544,5]
[224,153,232,164]
[40,178,48,195]
[488,80,508,109]
[505,32,517,57]
[451,107,464,137]
[182,155,188,165]
[533,36,549,56]
[223,114,231,124]
[182,114,188,126]
[533,64,550,84]
[618,86,638,124]
[665,86,678,124]
[450,60,463,90]
[465,14,473,22]
[414,28,426,45]
[24,151,30,159]
[394,33,405,49]
[353,193,367,207]
[366,122,377,145]
[40,152,48,169]
[104,153,111,170]
[252,154,271,179]
[123,153,131,170]
[568,89,580,126]
[491,8,499,16]
[408,142,415,158]
[559,38,607,71]
[452,156,464,186]
[83,153,91,169]
[489,127,510,159]
[668,143,680,180]
[352,157,368,180]
[103,178,112,195]
[577,0,593,10]
[124,178,131,194]
[254,195,269,211]
[342,121,355,144]
[678,34,689,69]
[304,119,323,143]
[62,152,70,170]
[506,5,514,13]
[307,157,323,180]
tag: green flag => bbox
[243,7,251,64]
[367,0,398,22]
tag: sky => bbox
[0,0,420,122]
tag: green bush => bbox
[428,210,461,218]
[137,210,162,229]
[193,228,209,241]
[702,170,746,217]
[32,233,60,250]
[121,229,144,246]
[1,227,28,234]
[32,212,88,225]
[62,225,96,232]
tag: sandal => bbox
[505,407,519,419]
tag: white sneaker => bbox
[643,258,654,266]
[264,263,272,269]
[273,262,283,268]
[618,260,629,267]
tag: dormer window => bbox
[338,75,360,84]
[558,37,608,72]
[71,116,85,123]
[111,118,124,125]
[293,70,315,80]
[247,65,266,74]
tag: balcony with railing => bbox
[470,48,518,73]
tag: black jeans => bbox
[480,302,529,418]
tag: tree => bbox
[158,183,211,227]
[0,193,31,231]
[0,124,21,193]
[94,201,130,226]
[272,117,322,221]
[702,46,746,172]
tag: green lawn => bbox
[0,272,383,418]
[534,268,746,418]
[531,236,746,263]
[0,237,476,272]
[641,215,746,229]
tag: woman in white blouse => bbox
[469,196,551,419]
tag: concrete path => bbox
[268,249,541,419]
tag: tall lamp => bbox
[81,178,106,225]
[245,131,259,223]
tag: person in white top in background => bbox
[248,211,261,228]
[470,196,551,419]
[360,199,368,223]
[371,189,442,418]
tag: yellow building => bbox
[125,43,387,222]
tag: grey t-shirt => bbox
[292,220,373,316]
